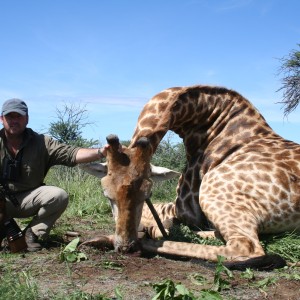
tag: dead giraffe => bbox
[81,85,300,270]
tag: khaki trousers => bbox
[5,186,69,238]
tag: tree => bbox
[277,44,300,115]
[151,132,185,202]
[48,102,98,147]
[152,132,186,172]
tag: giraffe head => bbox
[103,134,152,252]
[81,134,179,253]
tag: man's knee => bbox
[38,186,69,213]
[50,188,69,210]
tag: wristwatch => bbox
[97,148,104,159]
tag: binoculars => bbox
[0,218,27,253]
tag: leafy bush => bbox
[151,133,185,202]
[152,133,186,172]
[60,237,87,263]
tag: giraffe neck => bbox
[130,86,275,165]
[129,87,182,152]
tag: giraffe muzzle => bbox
[114,238,140,253]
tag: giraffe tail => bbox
[224,254,287,271]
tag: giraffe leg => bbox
[141,233,265,262]
[141,212,286,270]
[139,202,178,238]
[141,234,286,271]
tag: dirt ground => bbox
[1,228,300,300]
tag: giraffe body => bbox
[82,85,300,269]
[132,86,300,235]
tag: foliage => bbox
[60,237,87,263]
[277,269,300,281]
[0,270,39,300]
[150,132,185,202]
[151,178,179,203]
[253,277,277,291]
[168,224,223,246]
[211,256,233,292]
[48,290,117,300]
[152,279,196,300]
[277,44,300,115]
[151,257,234,300]
[240,268,255,280]
[152,132,186,172]
[48,102,98,147]
[260,232,300,263]
[102,260,124,271]
[197,291,223,300]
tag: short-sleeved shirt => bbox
[0,128,80,193]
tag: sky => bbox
[0,0,299,145]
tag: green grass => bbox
[45,166,113,228]
[261,232,300,262]
[0,268,39,300]
[0,269,118,300]
[16,165,114,236]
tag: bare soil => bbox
[1,226,300,300]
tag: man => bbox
[0,98,108,251]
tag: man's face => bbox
[0,112,28,136]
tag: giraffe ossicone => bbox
[81,85,300,270]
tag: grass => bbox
[46,166,111,220]
[0,269,39,300]
[0,269,117,300]
[262,232,300,262]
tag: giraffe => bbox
[81,85,300,270]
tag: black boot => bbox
[24,228,42,252]
[0,224,5,248]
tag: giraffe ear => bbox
[150,164,181,182]
[79,162,108,178]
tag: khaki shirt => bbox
[0,128,80,193]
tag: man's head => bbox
[2,98,28,116]
[1,98,29,137]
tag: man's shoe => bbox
[0,224,6,246]
[24,228,42,252]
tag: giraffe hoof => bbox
[224,254,287,271]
